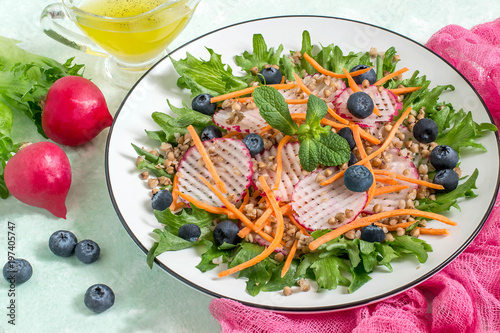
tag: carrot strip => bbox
[380,220,416,231]
[237,207,273,238]
[303,52,373,79]
[177,192,233,217]
[343,68,381,116]
[169,173,180,211]
[236,97,253,103]
[373,184,410,196]
[281,239,298,278]
[375,175,400,185]
[417,227,450,235]
[238,189,250,213]
[374,67,409,86]
[273,135,292,191]
[210,83,297,103]
[187,125,227,194]
[351,124,376,208]
[219,176,285,278]
[223,131,243,139]
[309,209,456,250]
[389,86,421,95]
[285,99,309,104]
[260,125,273,135]
[286,212,310,237]
[321,106,413,186]
[373,170,444,190]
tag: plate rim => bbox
[105,14,500,313]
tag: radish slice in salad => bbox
[291,168,367,231]
[177,138,253,207]
[214,104,267,133]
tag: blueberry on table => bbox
[348,151,357,166]
[346,91,374,119]
[178,224,201,242]
[242,133,264,156]
[429,145,459,170]
[337,127,356,151]
[433,169,459,192]
[151,190,173,211]
[49,230,78,257]
[213,220,241,247]
[344,165,373,192]
[200,125,222,141]
[75,240,100,264]
[360,223,386,243]
[258,67,283,85]
[191,93,217,115]
[413,118,439,143]
[84,284,115,314]
[350,64,377,85]
[3,259,32,285]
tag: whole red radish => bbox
[4,142,71,219]
[42,76,113,146]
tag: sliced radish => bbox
[291,168,367,231]
[177,138,253,207]
[214,105,267,133]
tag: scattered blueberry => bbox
[337,127,356,150]
[360,223,386,242]
[257,67,283,85]
[75,240,100,264]
[178,224,201,242]
[413,118,439,143]
[151,190,173,211]
[242,133,264,156]
[429,145,459,170]
[346,91,374,119]
[348,151,357,166]
[350,64,377,85]
[433,169,459,192]
[191,93,217,115]
[84,284,115,314]
[213,220,241,247]
[3,259,32,285]
[200,125,222,141]
[49,230,78,257]
[344,165,373,192]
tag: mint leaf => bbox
[253,86,298,135]
[305,94,328,129]
[316,130,351,167]
[298,136,319,172]
[235,34,284,72]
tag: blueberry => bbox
[346,91,374,119]
[200,125,222,141]
[433,169,459,192]
[49,230,78,257]
[151,190,173,211]
[84,284,115,314]
[213,220,241,247]
[429,145,459,170]
[75,240,100,264]
[242,133,264,157]
[348,151,357,166]
[360,223,386,242]
[3,259,32,285]
[257,67,283,85]
[337,127,356,150]
[350,64,377,85]
[178,224,201,242]
[192,93,217,115]
[413,118,439,143]
[344,165,373,192]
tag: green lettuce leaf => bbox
[235,34,284,73]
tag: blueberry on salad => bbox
[75,240,100,264]
[151,190,173,211]
[3,259,32,285]
[430,145,459,170]
[344,165,373,192]
[337,127,356,150]
[213,220,241,247]
[346,91,374,119]
[257,67,283,85]
[350,64,377,85]
[413,118,439,143]
[348,151,357,166]
[84,284,115,314]
[200,125,222,141]
[49,230,78,257]
[191,93,217,115]
[433,169,459,192]
[178,224,201,242]
[360,223,386,243]
[242,133,264,156]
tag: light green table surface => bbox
[0,1,499,332]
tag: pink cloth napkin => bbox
[209,19,500,333]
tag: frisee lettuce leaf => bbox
[235,34,284,73]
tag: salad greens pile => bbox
[140,31,496,295]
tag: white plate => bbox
[105,16,500,312]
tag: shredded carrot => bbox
[187,125,227,194]
[169,173,180,211]
[236,97,253,103]
[271,130,280,138]
[237,207,273,238]
[285,99,309,104]
[379,220,416,231]
[273,135,292,191]
[302,52,373,79]
[389,86,421,95]
[321,106,413,186]
[286,212,310,237]
[373,170,444,190]
[281,239,298,278]
[177,192,233,217]
[342,68,381,116]
[223,131,243,139]
[238,189,250,212]
[375,175,400,185]
[309,208,456,250]
[374,67,409,86]
[219,176,285,278]
[373,184,410,196]
[260,125,273,135]
[210,83,297,103]
[351,124,376,207]
[417,227,450,235]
